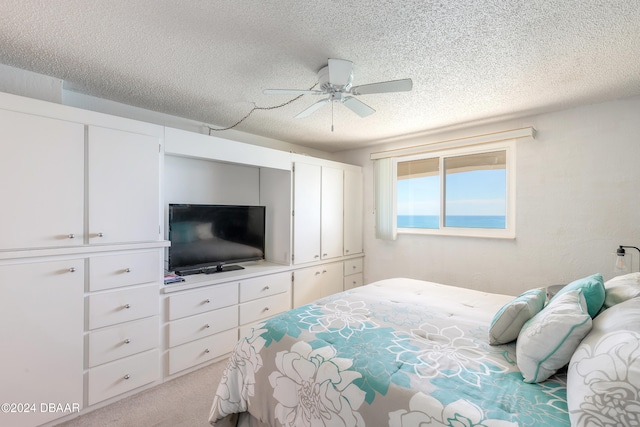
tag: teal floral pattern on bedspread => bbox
[209,283,570,427]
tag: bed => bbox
[208,274,640,427]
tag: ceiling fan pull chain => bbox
[331,100,334,132]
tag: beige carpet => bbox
[57,358,228,427]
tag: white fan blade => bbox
[351,78,413,95]
[295,98,330,118]
[328,59,353,87]
[263,89,324,95]
[343,96,375,117]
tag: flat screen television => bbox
[168,204,266,275]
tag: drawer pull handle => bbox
[204,348,210,354]
[323,253,328,257]
[69,267,76,273]
[352,265,357,269]
[314,255,320,259]
[68,233,75,239]
[124,374,130,380]
[315,271,321,276]
[263,286,270,291]
[264,307,270,312]
[204,324,210,329]
[97,232,104,237]
[322,270,327,274]
[124,268,131,273]
[345,249,350,253]
[124,338,131,344]
[204,299,210,304]
[123,304,131,309]
[353,281,357,285]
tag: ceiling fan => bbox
[263,58,413,121]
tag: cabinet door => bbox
[87,126,161,244]
[320,262,344,298]
[343,169,363,255]
[0,259,84,427]
[0,109,84,250]
[292,266,323,307]
[293,162,321,264]
[321,167,344,260]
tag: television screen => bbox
[168,204,266,275]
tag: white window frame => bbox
[394,139,516,239]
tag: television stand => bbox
[204,264,244,274]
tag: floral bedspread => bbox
[209,278,570,427]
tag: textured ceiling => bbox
[1,1,639,152]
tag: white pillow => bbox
[603,272,640,309]
[516,289,592,383]
[489,288,546,345]
[568,298,640,426]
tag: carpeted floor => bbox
[57,358,228,427]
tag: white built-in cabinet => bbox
[292,162,322,264]
[0,93,165,427]
[320,166,344,260]
[0,109,85,250]
[0,109,161,249]
[292,160,361,265]
[0,92,364,426]
[86,126,161,244]
[0,259,84,427]
[344,169,364,256]
[292,261,344,307]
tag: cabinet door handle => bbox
[204,299,210,304]
[68,267,76,273]
[263,286,270,290]
[323,253,328,257]
[204,348,210,354]
[68,233,75,239]
[315,271,321,276]
[124,268,131,273]
[345,249,350,253]
[204,324,210,329]
[314,255,320,259]
[124,338,131,344]
[124,374,130,380]
[123,304,131,309]
[264,307,270,312]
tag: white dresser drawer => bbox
[344,273,364,290]
[87,349,160,406]
[88,316,159,367]
[89,250,160,291]
[344,258,363,276]
[168,305,238,348]
[168,328,237,375]
[168,282,238,321]
[239,272,290,303]
[88,284,159,329]
[239,292,290,325]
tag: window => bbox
[395,141,515,238]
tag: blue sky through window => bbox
[398,169,506,216]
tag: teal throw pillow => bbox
[551,274,605,318]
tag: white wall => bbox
[164,156,260,207]
[336,96,640,296]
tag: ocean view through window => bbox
[395,141,515,238]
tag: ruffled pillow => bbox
[517,289,592,383]
[489,288,546,345]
